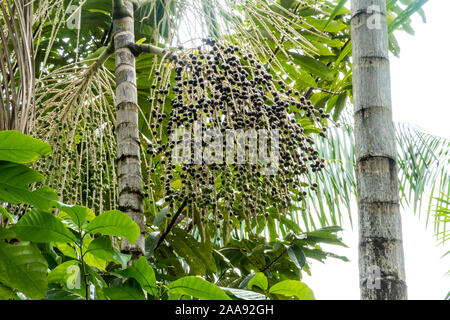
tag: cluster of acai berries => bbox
[145,38,329,232]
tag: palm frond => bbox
[396,123,450,226]
[304,120,355,230]
[136,0,328,76]
[0,0,85,132]
[304,112,450,232]
[0,0,34,132]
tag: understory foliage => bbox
[0,131,346,300]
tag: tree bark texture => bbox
[351,0,407,300]
[113,0,145,257]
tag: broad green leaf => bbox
[0,283,17,300]
[85,264,108,300]
[48,260,80,289]
[296,70,317,88]
[171,179,182,190]
[118,256,157,296]
[13,210,77,243]
[303,17,347,33]
[104,279,146,300]
[323,0,348,31]
[54,202,95,229]
[305,229,347,247]
[269,280,315,300]
[38,242,62,266]
[85,236,131,268]
[388,0,428,34]
[145,231,160,258]
[166,228,217,274]
[280,0,295,9]
[247,272,268,291]
[85,210,140,244]
[153,206,168,227]
[319,226,344,233]
[45,289,84,300]
[0,131,52,163]
[288,52,334,80]
[54,242,78,259]
[136,37,146,44]
[266,216,278,242]
[239,272,256,290]
[0,206,17,224]
[300,31,344,48]
[324,251,350,262]
[325,94,339,113]
[82,236,108,271]
[0,241,48,299]
[168,276,231,300]
[310,40,334,56]
[332,93,347,121]
[0,162,58,211]
[287,244,306,269]
[221,287,268,300]
[389,32,401,56]
[334,40,352,68]
[301,248,329,262]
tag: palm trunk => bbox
[112,0,145,257]
[351,0,407,299]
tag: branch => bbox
[155,198,188,250]
[260,247,287,272]
[101,22,113,47]
[306,87,345,98]
[127,43,173,58]
[304,62,333,99]
[260,239,296,272]
[113,0,138,19]
[91,41,114,70]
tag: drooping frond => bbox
[433,194,449,282]
[0,0,87,132]
[396,123,450,230]
[304,113,450,232]
[434,194,449,244]
[304,120,355,230]
[0,0,34,132]
[187,0,324,64]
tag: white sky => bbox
[304,0,450,300]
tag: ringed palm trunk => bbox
[351,0,407,299]
[112,0,145,257]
